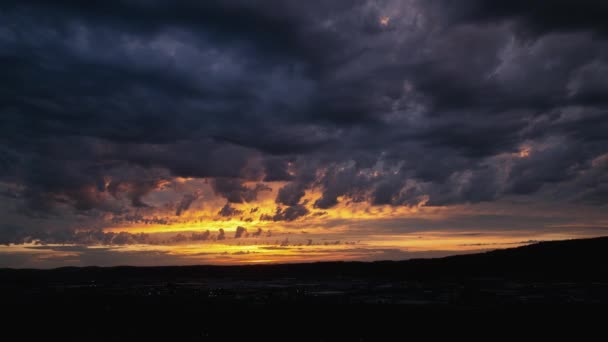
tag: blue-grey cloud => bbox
[0,0,607,246]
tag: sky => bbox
[1,0,608,268]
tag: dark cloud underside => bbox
[0,0,607,246]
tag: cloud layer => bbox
[0,1,607,263]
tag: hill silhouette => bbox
[2,237,607,340]
[2,236,607,283]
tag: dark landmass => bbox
[3,237,608,340]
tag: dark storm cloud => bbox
[218,203,243,217]
[261,157,294,182]
[217,229,226,241]
[276,182,306,206]
[210,179,271,204]
[0,224,28,245]
[445,0,608,37]
[261,205,310,222]
[175,192,200,216]
[234,226,247,239]
[0,0,607,245]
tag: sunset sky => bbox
[1,1,607,268]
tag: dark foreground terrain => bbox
[3,237,608,340]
